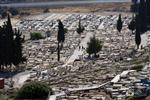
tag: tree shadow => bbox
[0,70,24,78]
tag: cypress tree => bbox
[135,28,141,49]
[131,0,138,12]
[13,29,25,66]
[145,0,150,27]
[0,26,4,71]
[132,0,138,4]
[0,14,25,71]
[3,14,14,68]
[57,20,65,43]
[139,0,146,16]
[138,0,147,33]
[116,14,123,33]
[0,15,13,70]
[76,19,84,35]
[1,23,8,70]
[57,20,65,61]
[135,14,141,49]
[128,15,136,34]
[76,19,84,44]
[146,0,150,16]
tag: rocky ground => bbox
[0,4,149,99]
[8,13,149,100]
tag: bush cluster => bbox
[30,32,44,40]
[15,82,53,100]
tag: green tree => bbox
[76,19,84,44]
[135,28,141,49]
[135,14,141,49]
[15,82,53,100]
[4,14,14,68]
[146,0,150,17]
[57,20,65,61]
[116,14,123,33]
[138,0,147,33]
[131,0,149,32]
[13,29,26,66]
[0,14,14,71]
[86,36,102,57]
[132,0,138,4]
[117,14,124,48]
[128,15,136,34]
[76,19,84,35]
[0,26,6,71]
[131,0,138,12]
[0,14,25,71]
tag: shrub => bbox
[30,32,44,40]
[64,28,68,34]
[131,65,144,71]
[86,36,102,57]
[43,8,49,13]
[132,60,143,65]
[143,56,149,62]
[15,82,53,100]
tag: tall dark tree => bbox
[116,14,124,47]
[5,14,14,68]
[57,20,65,61]
[139,0,146,16]
[128,15,136,34]
[0,26,5,70]
[146,0,150,16]
[76,19,84,35]
[13,29,25,66]
[131,0,138,12]
[116,14,123,33]
[135,14,141,49]
[145,0,150,27]
[138,0,147,33]
[76,19,84,44]
[0,14,25,72]
[131,0,150,31]
[132,0,138,4]
[135,27,141,49]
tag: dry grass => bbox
[19,2,131,15]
